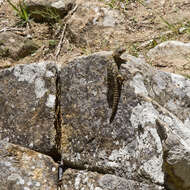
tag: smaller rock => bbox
[66,1,126,48]
[25,0,76,22]
[0,139,58,190]
[0,32,39,60]
[146,40,190,75]
[147,40,190,58]
[18,39,39,59]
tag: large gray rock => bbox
[58,51,190,189]
[0,139,58,190]
[58,52,165,188]
[1,50,190,189]
[0,62,58,155]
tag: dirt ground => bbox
[0,0,190,76]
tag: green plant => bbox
[0,47,9,57]
[128,43,139,57]
[160,16,179,35]
[149,39,158,49]
[7,0,30,25]
[105,0,130,10]
[106,0,117,9]
[180,21,190,35]
[48,40,57,49]
[31,7,61,23]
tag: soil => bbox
[0,0,190,76]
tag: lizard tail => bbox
[109,75,124,123]
[110,77,120,123]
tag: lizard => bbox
[107,47,126,123]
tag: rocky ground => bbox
[1,0,190,190]
[0,0,190,75]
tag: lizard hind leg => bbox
[117,74,124,85]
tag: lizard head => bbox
[113,47,126,57]
[113,47,126,66]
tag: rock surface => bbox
[58,52,164,188]
[1,50,190,189]
[60,168,163,190]
[0,139,58,190]
[1,0,190,189]
[58,51,190,190]
[0,61,58,155]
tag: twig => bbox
[0,27,24,33]
[63,4,78,22]
[54,4,78,61]
[54,4,78,37]
[54,23,67,60]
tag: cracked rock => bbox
[58,52,165,187]
[58,51,190,189]
[0,62,58,155]
[0,32,39,60]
